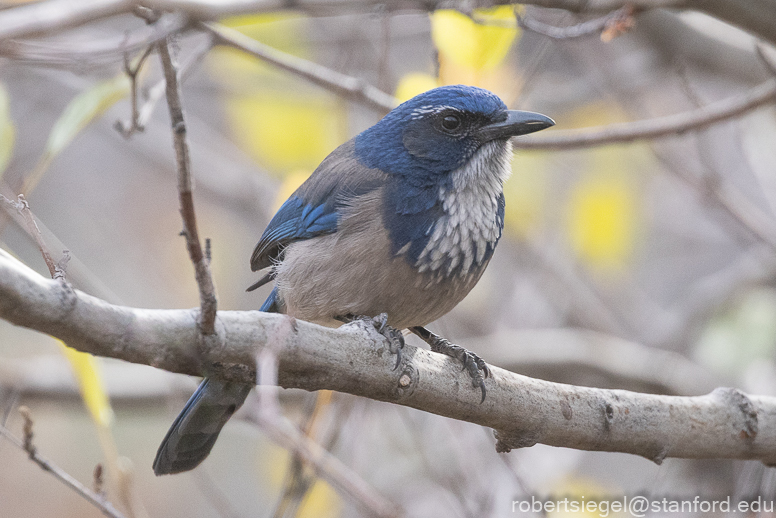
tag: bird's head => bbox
[354,85,554,187]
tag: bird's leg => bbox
[410,326,490,403]
[336,313,404,369]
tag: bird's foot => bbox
[339,313,405,369]
[410,326,490,403]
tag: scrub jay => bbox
[153,84,553,475]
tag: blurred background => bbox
[1,2,776,517]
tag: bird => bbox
[153,84,554,475]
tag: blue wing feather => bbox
[250,195,339,272]
[249,141,386,273]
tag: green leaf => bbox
[27,74,130,193]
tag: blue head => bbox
[353,85,554,273]
[354,85,553,189]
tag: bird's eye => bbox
[441,115,462,132]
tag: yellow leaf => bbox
[395,73,439,102]
[503,153,548,237]
[297,479,342,518]
[58,341,114,428]
[0,82,15,180]
[224,91,344,176]
[431,6,519,72]
[568,171,636,270]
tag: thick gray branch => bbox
[1,250,775,465]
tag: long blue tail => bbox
[153,288,279,475]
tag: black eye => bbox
[441,115,461,132]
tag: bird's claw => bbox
[430,338,490,403]
[345,313,404,369]
[369,313,404,369]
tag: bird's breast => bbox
[412,139,511,279]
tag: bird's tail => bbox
[153,288,279,475]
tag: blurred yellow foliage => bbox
[225,92,344,174]
[297,479,342,518]
[431,7,519,72]
[58,340,114,427]
[395,73,439,102]
[264,444,342,518]
[209,14,346,176]
[503,153,548,238]
[0,82,15,179]
[548,478,625,518]
[568,169,636,271]
[562,102,642,271]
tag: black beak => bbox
[477,110,555,141]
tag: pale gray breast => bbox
[414,139,512,278]
[274,140,513,329]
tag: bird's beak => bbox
[477,110,555,141]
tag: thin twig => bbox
[117,34,214,138]
[205,20,776,150]
[0,194,59,278]
[518,77,776,149]
[158,37,218,335]
[201,22,398,114]
[756,41,776,76]
[115,44,155,137]
[513,5,634,40]
[0,413,126,518]
[252,319,405,518]
[0,13,185,69]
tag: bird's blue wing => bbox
[249,141,386,275]
[249,195,340,273]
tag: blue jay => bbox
[153,85,553,475]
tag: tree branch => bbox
[517,77,776,149]
[0,411,126,518]
[4,0,776,48]
[201,22,398,114]
[158,37,218,335]
[1,250,775,466]
[204,22,776,149]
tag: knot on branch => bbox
[394,363,418,400]
[493,428,540,453]
[712,387,759,441]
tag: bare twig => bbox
[2,0,776,49]
[115,44,155,137]
[201,22,398,114]
[201,22,776,150]
[756,41,776,76]
[252,327,405,518]
[518,77,776,149]
[157,37,218,335]
[513,5,634,40]
[0,13,185,69]
[0,411,126,518]
[0,194,59,278]
[0,182,121,302]
[2,250,776,466]
[116,34,214,138]
[94,463,105,496]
